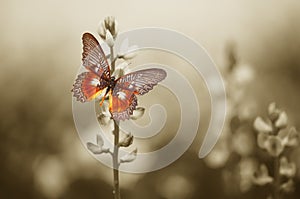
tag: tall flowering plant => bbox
[253,103,299,199]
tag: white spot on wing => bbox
[117,91,127,100]
[90,78,100,86]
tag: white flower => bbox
[97,16,118,39]
[231,63,254,85]
[97,101,111,125]
[130,107,145,120]
[119,132,134,147]
[279,127,299,147]
[121,52,137,60]
[254,117,272,133]
[279,157,296,178]
[280,179,294,193]
[275,111,288,129]
[87,134,109,154]
[105,30,114,47]
[253,164,273,186]
[264,135,284,157]
[120,148,137,163]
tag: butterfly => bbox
[72,33,167,121]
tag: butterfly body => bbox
[72,33,167,121]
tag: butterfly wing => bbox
[72,72,109,102]
[82,33,110,79]
[110,68,167,120]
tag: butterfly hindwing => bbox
[72,72,109,102]
[109,90,137,121]
[82,33,110,79]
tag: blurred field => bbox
[0,0,300,198]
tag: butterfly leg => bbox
[99,86,110,106]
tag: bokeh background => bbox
[1,0,300,198]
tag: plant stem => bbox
[110,46,115,72]
[273,156,280,199]
[112,120,120,199]
[110,45,120,199]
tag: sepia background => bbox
[1,0,300,198]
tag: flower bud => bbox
[97,22,106,40]
[104,16,118,38]
[268,102,280,122]
[105,30,114,47]
[97,16,118,40]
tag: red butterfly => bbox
[72,33,167,121]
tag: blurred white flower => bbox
[204,139,231,169]
[279,157,296,178]
[156,174,194,199]
[268,102,281,122]
[120,148,137,163]
[253,164,273,186]
[34,156,68,198]
[239,158,257,192]
[257,132,269,149]
[264,135,284,157]
[275,111,288,129]
[232,129,254,156]
[254,117,272,133]
[231,63,254,85]
[280,179,295,193]
[279,127,299,147]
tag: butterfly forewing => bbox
[116,68,167,95]
[72,72,109,102]
[82,33,110,79]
